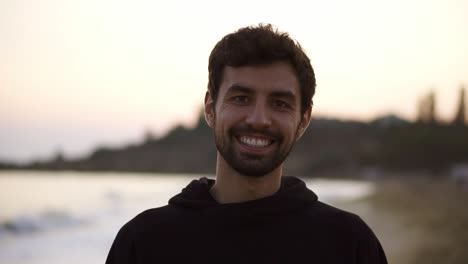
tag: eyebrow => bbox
[270,91,296,102]
[226,84,254,95]
[226,83,297,103]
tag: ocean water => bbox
[0,171,375,264]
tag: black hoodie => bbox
[106,176,387,264]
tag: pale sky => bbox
[1,0,467,163]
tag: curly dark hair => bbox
[208,24,316,114]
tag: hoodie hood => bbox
[168,176,318,214]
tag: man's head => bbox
[205,24,316,177]
[207,24,316,115]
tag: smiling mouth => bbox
[237,135,274,148]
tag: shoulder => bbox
[119,205,180,235]
[304,201,379,239]
[106,205,180,263]
[307,201,364,224]
[304,201,387,263]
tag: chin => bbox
[230,159,281,178]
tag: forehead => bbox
[219,61,300,96]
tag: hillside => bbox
[2,114,468,177]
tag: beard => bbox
[214,123,297,177]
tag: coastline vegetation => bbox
[1,87,467,178]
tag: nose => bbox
[245,101,272,129]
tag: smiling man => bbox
[106,24,387,264]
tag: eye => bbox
[273,100,291,110]
[232,96,249,104]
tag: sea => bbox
[0,171,375,264]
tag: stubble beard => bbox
[213,122,297,178]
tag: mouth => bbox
[237,135,274,149]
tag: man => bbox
[106,24,387,264]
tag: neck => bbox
[210,154,282,204]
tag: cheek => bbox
[282,120,302,140]
[218,106,248,124]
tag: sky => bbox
[1,0,467,163]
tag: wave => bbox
[0,209,89,235]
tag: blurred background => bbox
[1,0,467,263]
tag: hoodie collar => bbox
[168,176,318,213]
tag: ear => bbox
[204,91,215,128]
[295,105,312,140]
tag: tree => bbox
[417,90,437,124]
[428,91,436,124]
[452,85,466,126]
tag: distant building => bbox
[451,164,468,187]
[360,166,384,180]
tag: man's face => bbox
[205,61,311,177]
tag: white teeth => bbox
[239,136,271,147]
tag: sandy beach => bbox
[336,177,468,264]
